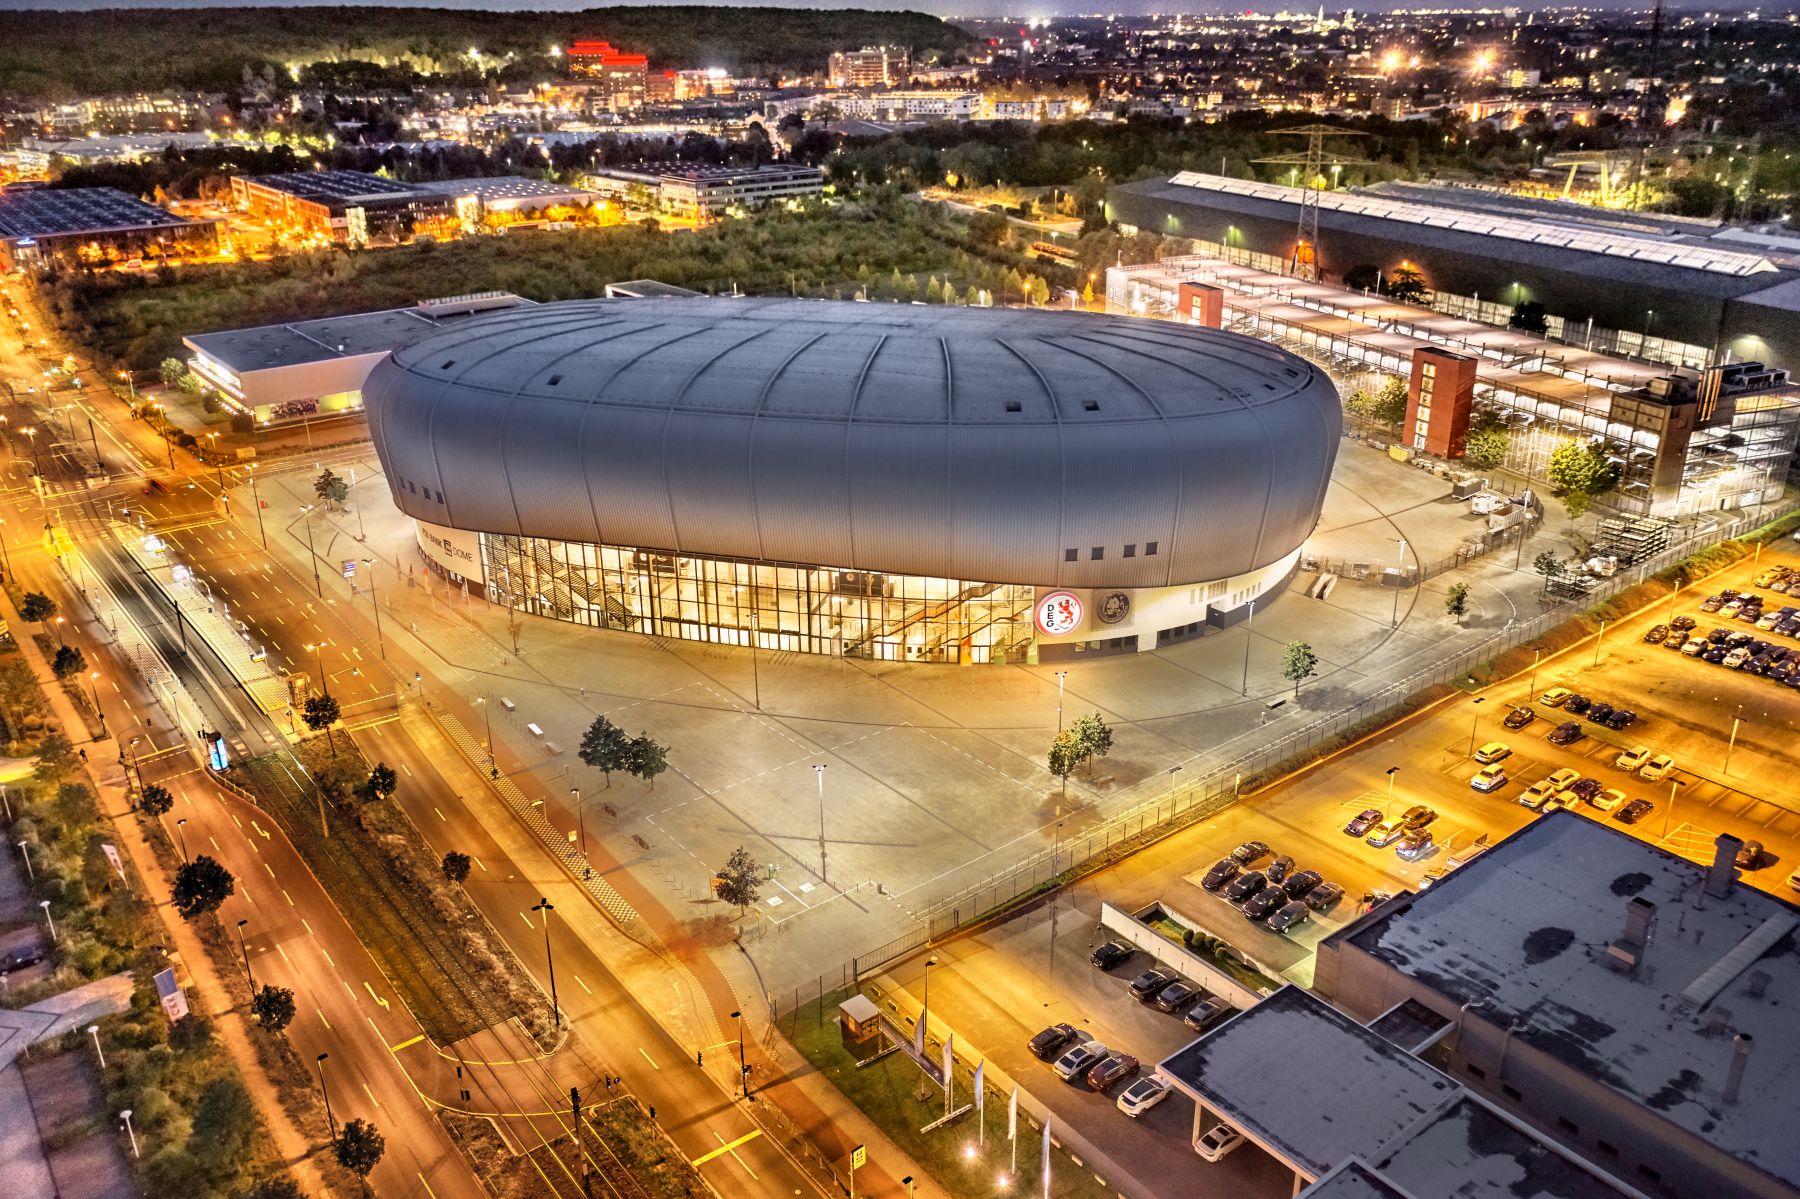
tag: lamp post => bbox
[921,954,938,1048]
[1241,599,1256,695]
[813,763,828,885]
[356,558,384,658]
[88,671,106,737]
[477,696,495,773]
[532,897,561,1027]
[175,818,189,863]
[247,464,266,548]
[22,425,40,479]
[54,615,66,649]
[1385,766,1400,817]
[87,1023,106,1069]
[299,504,321,598]
[1723,706,1745,775]
[1528,647,1542,699]
[316,1053,337,1140]
[306,641,330,698]
[39,898,56,942]
[749,610,761,711]
[1054,670,1067,732]
[730,1008,749,1098]
[572,787,585,859]
[1466,697,1486,758]
[1392,537,1409,628]
[1593,618,1607,668]
[119,1110,139,1159]
[17,839,33,881]
[236,918,254,987]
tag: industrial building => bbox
[183,292,529,427]
[1107,252,1800,517]
[410,176,604,233]
[361,299,1341,662]
[1106,172,1800,373]
[231,170,458,246]
[1313,813,1800,1199]
[0,186,219,269]
[581,164,823,219]
[827,46,911,88]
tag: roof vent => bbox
[1706,834,1743,899]
[1082,400,1099,411]
[1725,1033,1754,1104]
[1704,1006,1734,1038]
[547,375,563,387]
[1747,970,1772,999]
[440,359,456,369]
[1004,401,1022,413]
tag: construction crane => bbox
[1253,125,1377,280]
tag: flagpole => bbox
[1009,1086,1018,1177]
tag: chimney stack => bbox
[1623,897,1656,949]
[1706,835,1744,900]
[1724,1033,1754,1104]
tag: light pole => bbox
[88,671,106,737]
[572,787,586,859]
[358,558,385,657]
[17,839,33,881]
[730,1008,749,1098]
[1054,670,1067,732]
[478,695,495,773]
[1385,766,1400,817]
[236,918,254,987]
[306,641,330,698]
[921,954,938,1048]
[316,1053,337,1140]
[247,464,266,548]
[175,818,189,863]
[1241,600,1256,695]
[22,425,40,479]
[749,610,761,711]
[299,504,321,597]
[1528,648,1541,699]
[813,763,828,885]
[1723,706,1744,775]
[119,1110,139,1159]
[1391,538,1408,628]
[1466,697,1486,758]
[39,898,56,942]
[1592,618,1607,668]
[87,1023,106,1068]
[532,897,561,1027]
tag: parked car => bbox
[1265,854,1295,884]
[1343,808,1382,836]
[1305,882,1345,911]
[1365,818,1406,847]
[1562,694,1593,715]
[1090,941,1133,971]
[1267,900,1312,934]
[1703,645,1730,664]
[1616,798,1655,824]
[1589,788,1628,812]
[1473,741,1511,764]
[1522,769,1578,809]
[1184,997,1232,1033]
[1243,887,1286,921]
[0,945,46,972]
[1604,709,1638,730]
[1699,593,1727,613]
[1223,871,1268,903]
[1196,1123,1247,1162]
[1678,635,1706,655]
[1709,626,1734,644]
[1568,777,1603,802]
[1471,764,1508,792]
[1503,705,1537,730]
[1548,721,1585,745]
[1229,840,1271,865]
[1154,980,1202,1013]
[1201,858,1241,892]
[1087,1053,1141,1092]
[1117,1077,1170,1118]
[1736,840,1765,869]
[1128,968,1179,1003]
[1644,624,1670,644]
[1540,793,1574,814]
[1396,829,1435,861]
[1671,615,1699,631]
[1639,754,1677,782]
[1053,1039,1109,1082]
[1029,1024,1081,1061]
[1359,889,1396,913]
[1757,612,1782,631]
[1584,702,1616,725]
[1401,804,1437,830]
[1283,869,1323,900]
[1538,687,1573,707]
[1724,647,1752,669]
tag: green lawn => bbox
[785,990,1119,1199]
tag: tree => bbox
[441,850,472,884]
[189,1077,255,1174]
[1533,550,1565,593]
[335,1118,386,1188]
[302,694,341,756]
[1462,425,1509,469]
[1384,263,1429,304]
[19,592,57,625]
[1070,712,1114,777]
[362,761,398,803]
[52,644,86,678]
[138,783,174,818]
[158,357,186,388]
[250,984,296,1034]
[578,715,631,786]
[1047,729,1082,798]
[172,855,235,920]
[1280,641,1319,697]
[1546,439,1618,520]
[714,845,761,915]
[1508,300,1550,336]
[313,467,349,510]
[1346,377,1408,426]
[1444,582,1471,625]
[627,734,669,788]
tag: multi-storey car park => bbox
[360,298,1341,663]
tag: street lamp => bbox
[1392,538,1408,627]
[477,695,495,772]
[87,1023,106,1068]
[305,641,329,698]
[360,558,384,658]
[1385,766,1400,817]
[1466,697,1486,758]
[1241,599,1256,695]
[730,1008,749,1098]
[1054,670,1067,732]
[813,763,828,885]
[119,1110,139,1159]
[921,954,938,1048]
[175,818,189,863]
[315,1053,337,1140]
[88,671,106,737]
[247,464,266,548]
[571,787,586,859]
[532,897,561,1027]
[39,898,56,942]
[236,918,254,987]
[17,839,33,881]
[299,504,322,597]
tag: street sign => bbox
[153,968,189,1023]
[342,559,357,578]
[850,1145,866,1169]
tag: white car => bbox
[1196,1122,1246,1162]
[1724,647,1751,669]
[1639,754,1677,782]
[1117,1077,1170,1118]
[1471,764,1508,793]
[1615,745,1651,771]
[1473,741,1512,764]
[1589,788,1628,813]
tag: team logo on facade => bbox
[1035,591,1083,636]
[1098,592,1131,624]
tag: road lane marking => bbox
[402,764,414,777]
[365,982,390,1010]
[520,911,534,928]
[416,1173,439,1199]
[302,918,314,936]
[362,1083,381,1108]
[321,948,336,968]
[318,1010,331,1030]
[573,975,591,995]
[473,857,487,872]
[389,1034,425,1052]
[690,1129,762,1167]
[433,806,445,821]
[638,1047,659,1070]
[282,889,295,906]
[278,945,291,963]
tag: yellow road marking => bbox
[573,975,591,995]
[690,1129,762,1168]
[362,1083,381,1108]
[417,1172,439,1198]
[638,1047,659,1070]
[318,1010,331,1030]
[389,1034,425,1052]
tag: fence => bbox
[824,497,1800,995]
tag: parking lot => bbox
[876,536,1800,1196]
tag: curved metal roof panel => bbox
[364,297,1341,589]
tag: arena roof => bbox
[361,298,1341,591]
[1165,172,1778,278]
[0,187,200,240]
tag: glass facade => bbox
[477,533,1037,663]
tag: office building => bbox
[231,170,458,246]
[362,299,1340,662]
[0,186,219,269]
[828,46,911,88]
[581,164,823,219]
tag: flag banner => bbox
[1009,1086,1018,1140]
[974,1060,985,1114]
[1041,1115,1052,1199]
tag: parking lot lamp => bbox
[1723,706,1744,776]
[1385,766,1400,816]
[1593,619,1607,668]
[1466,697,1486,757]
[1529,648,1542,697]
[921,954,938,1048]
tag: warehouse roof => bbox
[412,176,601,205]
[185,294,530,373]
[239,170,430,206]
[0,187,203,240]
